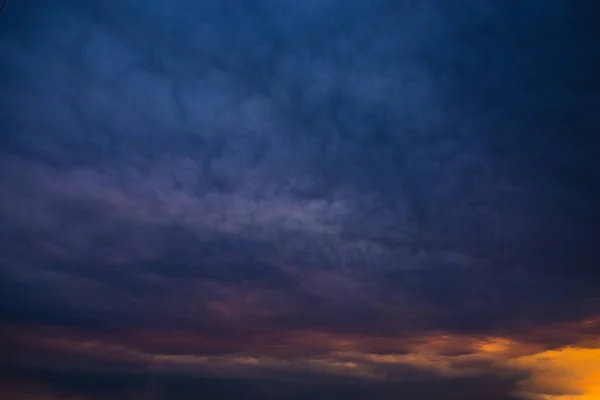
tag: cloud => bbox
[1,0,599,399]
[513,347,600,400]
[5,325,600,399]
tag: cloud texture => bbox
[1,0,599,399]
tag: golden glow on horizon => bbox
[7,326,600,400]
[513,347,600,400]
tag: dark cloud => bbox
[3,367,525,400]
[1,0,599,398]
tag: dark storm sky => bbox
[1,1,599,399]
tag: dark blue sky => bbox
[1,1,599,399]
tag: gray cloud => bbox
[1,1,599,390]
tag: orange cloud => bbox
[5,322,600,399]
[513,347,600,400]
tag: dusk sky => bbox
[1,1,599,399]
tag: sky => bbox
[0,1,599,399]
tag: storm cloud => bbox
[1,1,599,399]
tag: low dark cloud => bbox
[3,366,525,400]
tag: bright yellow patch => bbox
[514,347,600,400]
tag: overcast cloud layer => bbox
[1,1,599,399]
